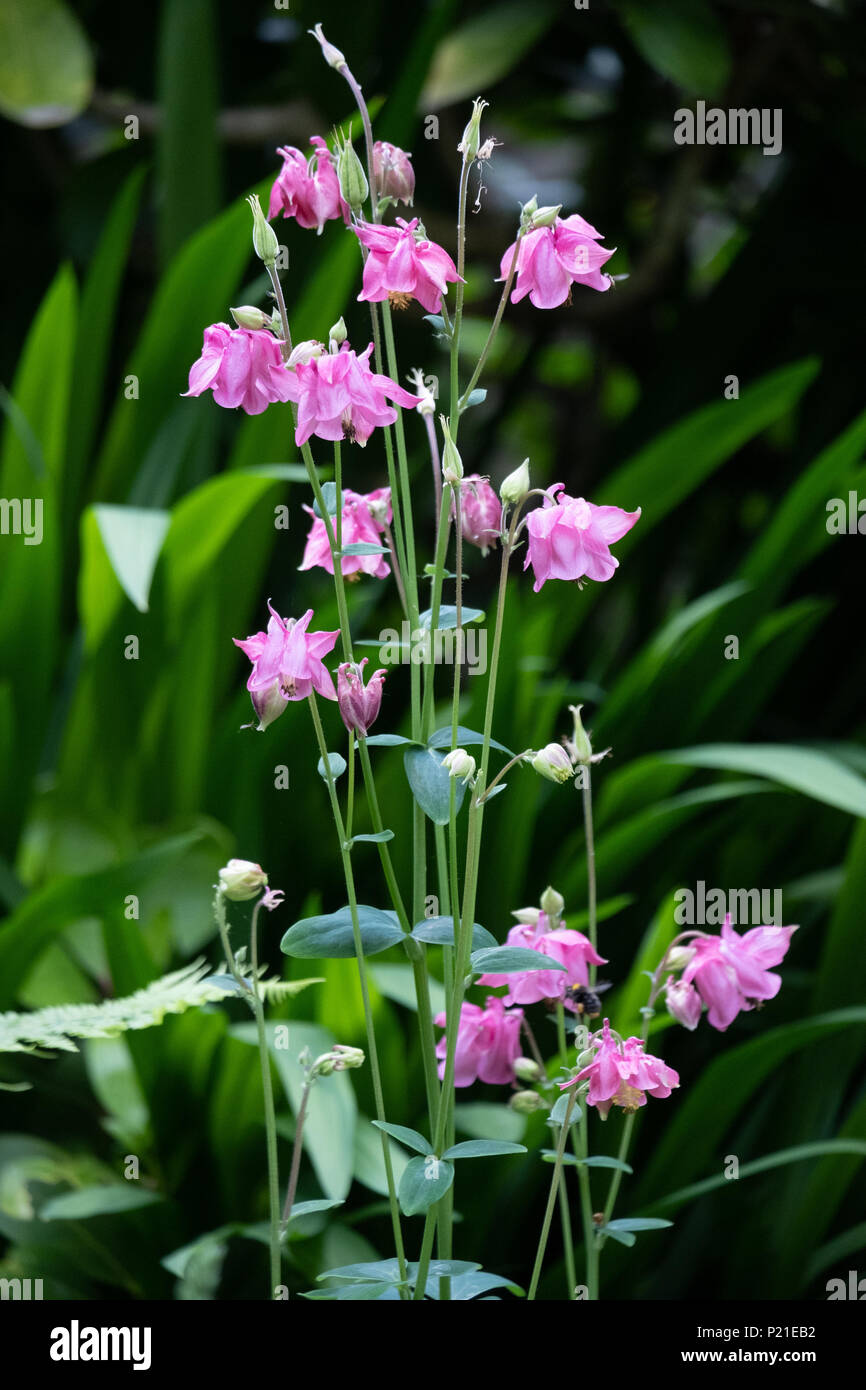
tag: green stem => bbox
[583,771,598,987]
[282,1079,311,1223]
[307,695,408,1288]
[457,233,523,410]
[250,896,282,1299]
[527,1085,579,1299]
[555,1003,577,1297]
[449,159,471,438]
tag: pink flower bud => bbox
[218,859,268,902]
[664,977,702,1031]
[453,475,502,555]
[373,141,415,205]
[337,659,386,738]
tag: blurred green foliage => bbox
[1,0,865,1300]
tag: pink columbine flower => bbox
[269,136,350,234]
[524,485,641,592]
[498,213,615,309]
[233,602,339,730]
[353,217,462,313]
[560,1020,679,1118]
[434,996,524,1087]
[664,977,703,1031]
[478,912,607,1009]
[373,141,415,205]
[337,659,386,738]
[299,487,392,580]
[284,343,422,447]
[680,915,797,1032]
[183,324,294,416]
[453,475,502,555]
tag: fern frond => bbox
[0,960,236,1056]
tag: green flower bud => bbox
[440,415,463,484]
[500,459,530,505]
[530,203,562,229]
[513,1056,543,1084]
[540,885,564,919]
[443,748,476,783]
[529,743,574,785]
[246,194,280,267]
[509,1090,545,1115]
[328,316,348,347]
[230,305,270,330]
[458,97,488,162]
[336,138,369,213]
[568,704,593,765]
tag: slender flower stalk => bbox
[528,1085,579,1299]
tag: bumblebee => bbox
[566,980,612,1018]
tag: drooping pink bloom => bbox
[434,996,524,1087]
[268,136,350,234]
[453,475,502,555]
[284,343,422,447]
[664,977,703,1031]
[680,915,797,1032]
[498,214,615,309]
[560,1020,679,1118]
[373,141,415,205]
[337,659,386,738]
[524,485,641,592]
[353,217,462,313]
[233,602,339,730]
[478,913,606,1009]
[183,324,294,416]
[299,487,392,580]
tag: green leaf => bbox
[605,1217,673,1232]
[421,1,557,108]
[578,1157,634,1173]
[462,389,488,410]
[411,917,498,951]
[349,831,395,845]
[352,1117,410,1196]
[317,752,347,783]
[603,1228,636,1248]
[363,733,418,748]
[280,906,406,960]
[617,0,731,95]
[404,747,468,825]
[661,743,866,820]
[441,1140,527,1160]
[549,1093,581,1127]
[339,543,389,557]
[287,1199,345,1223]
[372,1121,433,1156]
[40,1185,163,1220]
[426,1270,525,1300]
[454,1102,526,1144]
[157,0,220,263]
[418,606,485,630]
[427,726,514,756]
[649,1143,866,1214]
[369,963,447,1016]
[92,506,171,614]
[312,482,339,517]
[398,1156,455,1216]
[470,946,567,975]
[0,0,93,127]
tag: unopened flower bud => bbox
[514,1056,543,1084]
[458,97,488,162]
[230,305,270,330]
[328,316,348,347]
[443,748,476,783]
[510,1089,544,1114]
[568,704,593,765]
[373,141,414,205]
[665,944,697,973]
[530,744,574,785]
[540,885,565,919]
[218,859,269,901]
[530,203,562,230]
[330,1044,365,1070]
[287,339,325,369]
[337,659,386,738]
[664,977,702,1031]
[576,1049,596,1069]
[440,415,463,484]
[519,195,539,229]
[512,907,541,927]
[246,194,280,267]
[336,138,369,213]
[308,22,346,70]
[500,459,530,506]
